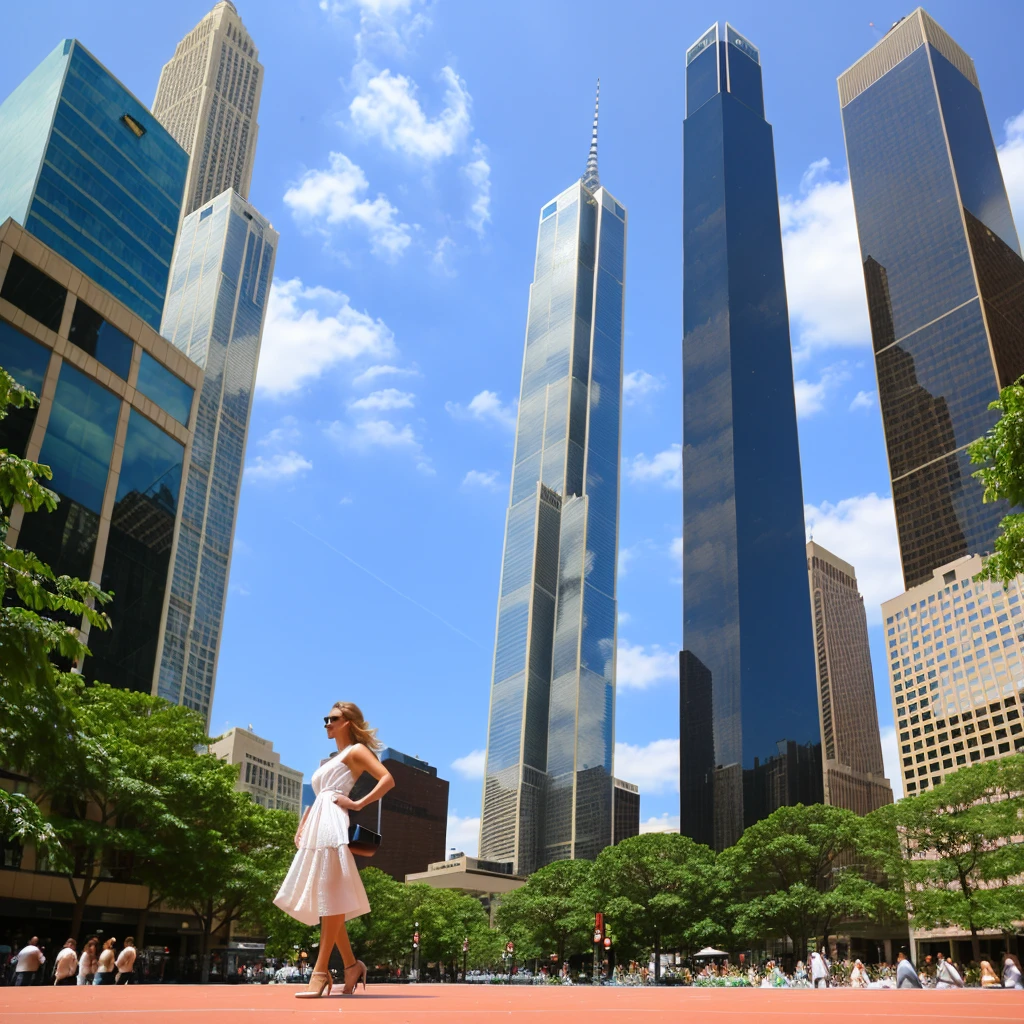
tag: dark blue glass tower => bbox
[681,23,822,850]
[839,9,1024,590]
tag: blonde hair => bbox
[332,701,382,751]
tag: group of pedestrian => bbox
[895,948,1023,990]
[9,935,136,986]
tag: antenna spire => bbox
[582,79,600,190]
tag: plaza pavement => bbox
[1,981,1022,1022]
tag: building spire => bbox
[582,79,600,190]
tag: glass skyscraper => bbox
[839,9,1024,590]
[681,24,821,850]
[0,219,200,694]
[0,40,188,331]
[156,190,277,722]
[479,89,626,874]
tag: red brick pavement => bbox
[1,982,1022,1023]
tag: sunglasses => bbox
[324,714,344,726]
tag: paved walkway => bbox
[2,982,1022,1022]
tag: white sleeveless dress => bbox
[273,745,371,925]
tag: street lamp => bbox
[593,912,604,985]
[462,937,468,981]
[412,922,420,983]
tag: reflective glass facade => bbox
[0,40,187,330]
[480,173,626,874]
[681,24,822,850]
[840,10,1024,589]
[0,220,200,694]
[156,190,277,722]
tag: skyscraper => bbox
[479,87,626,874]
[156,190,276,721]
[153,1,262,216]
[0,40,187,330]
[681,23,821,850]
[882,554,1024,798]
[807,541,893,814]
[0,220,201,693]
[839,8,1024,590]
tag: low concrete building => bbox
[209,727,302,815]
[405,854,526,925]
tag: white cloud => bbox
[325,418,433,475]
[780,161,871,359]
[880,725,903,800]
[623,370,664,406]
[319,0,430,57]
[445,390,517,430]
[244,451,313,482]
[849,389,875,411]
[450,749,485,779]
[431,235,456,276]
[464,140,491,236]
[257,278,395,396]
[350,66,471,162]
[348,387,415,412]
[617,640,677,691]
[804,493,902,625]
[283,152,412,259]
[446,813,479,857]
[998,111,1024,236]
[640,814,681,834]
[617,611,631,625]
[793,365,851,419]
[618,545,636,578]
[462,469,502,492]
[670,536,683,566]
[625,444,682,489]
[352,363,419,388]
[259,418,300,447]
[614,738,679,795]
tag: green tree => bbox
[968,381,1024,582]
[411,885,492,977]
[720,803,893,959]
[592,833,725,982]
[346,867,418,968]
[0,366,111,853]
[865,756,1024,963]
[496,859,594,964]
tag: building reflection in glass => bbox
[840,10,1024,589]
[681,24,822,849]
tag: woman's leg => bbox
[333,914,354,967]
[313,915,343,975]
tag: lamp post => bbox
[412,923,419,982]
[462,938,468,982]
[593,912,604,986]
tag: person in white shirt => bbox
[53,940,78,986]
[896,949,922,988]
[810,951,828,988]
[77,938,98,986]
[14,937,44,987]
[935,952,963,988]
[115,937,137,985]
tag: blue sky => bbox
[5,0,1024,850]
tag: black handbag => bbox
[348,796,383,857]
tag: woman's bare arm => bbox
[334,744,394,811]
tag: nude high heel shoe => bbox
[342,960,367,994]
[294,970,332,998]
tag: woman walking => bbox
[76,938,98,986]
[92,938,117,985]
[274,702,394,999]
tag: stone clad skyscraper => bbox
[680,24,821,850]
[479,88,626,874]
[807,541,893,814]
[152,1,262,216]
[839,8,1024,590]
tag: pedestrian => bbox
[850,959,869,989]
[810,951,828,988]
[1002,954,1023,990]
[935,952,963,988]
[980,960,1001,988]
[896,949,922,988]
[14,937,44,987]
[77,938,98,986]
[115,936,137,985]
[274,701,394,999]
[53,939,78,986]
[93,938,117,985]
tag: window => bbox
[0,319,51,456]
[0,254,66,332]
[136,351,194,425]
[541,201,557,220]
[121,113,147,137]
[199,207,213,221]
[69,301,134,379]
